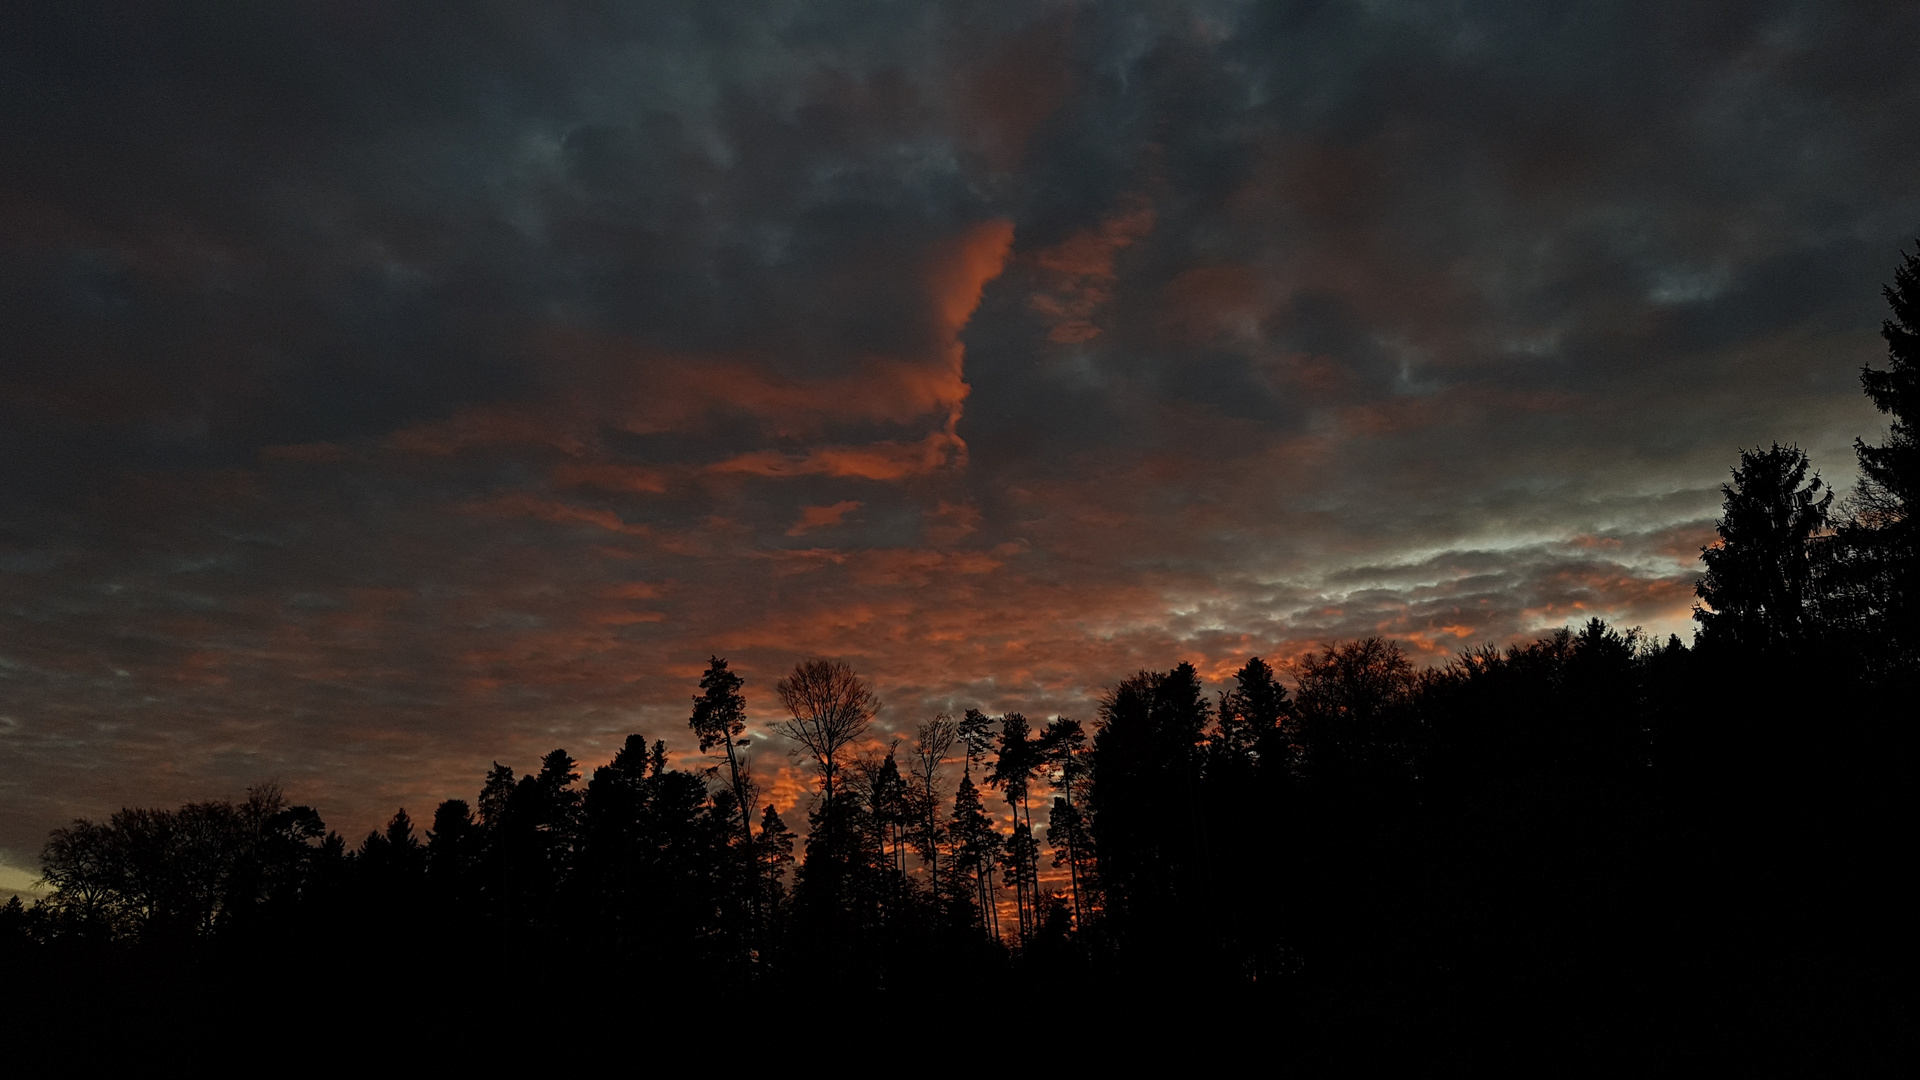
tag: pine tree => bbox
[947,771,1000,939]
[998,822,1041,946]
[957,709,995,778]
[689,656,757,852]
[1038,717,1090,929]
[986,713,1040,943]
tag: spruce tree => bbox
[755,804,795,902]
[1847,244,1920,660]
[1695,444,1833,650]
[1857,244,1920,523]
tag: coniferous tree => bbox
[426,800,477,862]
[849,747,913,915]
[1857,243,1920,526]
[755,804,795,912]
[997,823,1041,947]
[689,656,756,851]
[877,749,911,882]
[957,709,995,778]
[1841,244,1920,663]
[0,896,29,952]
[574,734,737,966]
[425,799,482,915]
[535,749,584,885]
[477,762,515,827]
[1085,663,1212,958]
[947,771,1000,939]
[987,713,1041,943]
[1220,656,1293,778]
[1037,717,1091,930]
[1694,444,1833,651]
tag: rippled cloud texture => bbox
[3,1,1916,858]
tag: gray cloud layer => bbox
[3,0,1914,866]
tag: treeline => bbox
[0,635,1692,989]
[3,250,1914,1041]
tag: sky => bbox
[3,0,1917,880]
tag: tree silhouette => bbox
[850,746,912,902]
[957,709,995,778]
[1037,717,1091,931]
[987,713,1041,944]
[755,804,795,913]
[774,659,876,823]
[1086,664,1212,958]
[907,714,957,895]
[1857,243,1920,524]
[1222,656,1293,776]
[1694,444,1833,650]
[947,770,1000,939]
[1843,243,1920,664]
[1291,638,1418,782]
[689,656,756,852]
[425,799,481,913]
[39,818,121,933]
[477,762,515,827]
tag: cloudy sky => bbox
[2,0,1915,876]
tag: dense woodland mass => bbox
[5,253,1916,1046]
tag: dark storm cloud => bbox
[2,0,1915,866]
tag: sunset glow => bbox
[1,0,1911,884]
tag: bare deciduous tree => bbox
[774,658,877,812]
[909,713,957,888]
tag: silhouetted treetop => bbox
[775,659,876,808]
[1695,444,1832,650]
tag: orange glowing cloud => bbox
[1028,194,1156,344]
[708,431,963,481]
[554,462,669,494]
[596,354,976,439]
[932,219,1019,338]
[922,499,982,544]
[347,221,1017,521]
[461,493,650,536]
[786,501,862,537]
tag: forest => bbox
[4,252,1914,1051]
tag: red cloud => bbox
[786,501,862,537]
[1027,195,1156,344]
[709,432,962,481]
[553,462,669,494]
